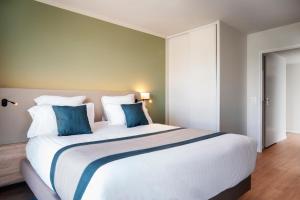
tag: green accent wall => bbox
[0,0,165,123]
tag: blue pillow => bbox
[121,103,149,128]
[52,105,92,136]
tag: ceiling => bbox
[36,0,300,37]
[276,48,300,65]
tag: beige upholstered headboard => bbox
[0,88,138,145]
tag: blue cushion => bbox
[52,105,92,136]
[121,103,149,128]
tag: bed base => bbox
[21,159,60,200]
[21,159,250,200]
[210,175,251,200]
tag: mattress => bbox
[26,122,257,200]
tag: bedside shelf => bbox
[0,143,26,187]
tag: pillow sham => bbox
[101,94,135,125]
[27,103,94,138]
[52,105,92,136]
[27,105,57,138]
[104,104,127,125]
[34,95,86,106]
[121,102,149,128]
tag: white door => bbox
[188,25,217,130]
[167,24,218,130]
[264,53,287,148]
[167,33,191,127]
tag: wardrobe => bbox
[166,21,246,134]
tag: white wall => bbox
[286,63,300,134]
[219,22,247,134]
[247,22,300,152]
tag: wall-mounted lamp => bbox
[1,99,18,107]
[140,92,150,101]
[139,92,152,103]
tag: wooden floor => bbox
[0,182,34,200]
[241,133,300,200]
[0,133,299,200]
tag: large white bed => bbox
[26,122,257,200]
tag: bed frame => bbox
[8,87,250,199]
[21,159,251,200]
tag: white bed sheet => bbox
[26,122,178,190]
[26,122,257,200]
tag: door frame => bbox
[259,45,300,151]
[262,54,266,148]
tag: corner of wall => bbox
[219,21,247,134]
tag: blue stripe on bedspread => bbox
[73,132,225,200]
[50,127,184,191]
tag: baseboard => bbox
[286,130,300,134]
[276,135,287,143]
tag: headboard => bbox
[0,88,138,145]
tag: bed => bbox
[23,122,257,200]
[0,88,256,200]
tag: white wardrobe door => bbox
[167,33,191,127]
[167,24,217,130]
[189,24,217,130]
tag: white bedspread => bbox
[26,122,257,200]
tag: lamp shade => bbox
[140,92,150,100]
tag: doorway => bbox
[262,48,300,149]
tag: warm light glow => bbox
[14,102,18,106]
[133,83,147,93]
[140,92,150,100]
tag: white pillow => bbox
[27,103,95,138]
[27,105,57,138]
[34,95,86,106]
[101,94,135,125]
[104,104,126,125]
[142,102,153,124]
[101,94,135,105]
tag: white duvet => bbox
[26,122,257,200]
